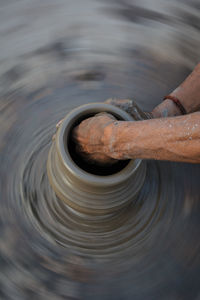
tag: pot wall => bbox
[47,103,146,216]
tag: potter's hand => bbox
[105,99,152,120]
[105,98,182,119]
[72,113,117,165]
[73,111,200,164]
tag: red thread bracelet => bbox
[163,95,187,115]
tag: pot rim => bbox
[56,102,142,187]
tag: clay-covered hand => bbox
[72,113,117,165]
[105,98,182,119]
[105,98,152,120]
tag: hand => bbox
[105,98,152,120]
[105,98,182,119]
[72,113,117,165]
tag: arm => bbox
[103,113,200,163]
[73,112,200,164]
[106,63,200,119]
[73,64,200,164]
[152,63,200,118]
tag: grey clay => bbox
[47,103,146,216]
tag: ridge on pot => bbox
[47,103,146,216]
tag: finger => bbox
[128,101,150,121]
[75,142,116,165]
[72,126,78,140]
[95,113,117,123]
[82,153,117,166]
[75,143,89,156]
[72,126,83,143]
[95,112,115,118]
[144,112,153,119]
[130,105,145,121]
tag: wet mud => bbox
[0,0,200,299]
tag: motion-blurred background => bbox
[1,1,200,299]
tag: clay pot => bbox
[47,103,146,216]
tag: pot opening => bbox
[67,113,130,176]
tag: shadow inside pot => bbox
[67,111,130,176]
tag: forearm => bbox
[172,63,200,114]
[103,112,200,163]
[152,63,200,118]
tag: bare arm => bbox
[103,113,200,163]
[73,112,200,164]
[152,63,200,118]
[73,64,200,164]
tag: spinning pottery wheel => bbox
[1,1,200,299]
[1,77,200,300]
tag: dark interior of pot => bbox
[67,111,130,176]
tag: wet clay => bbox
[47,103,146,216]
[1,82,200,300]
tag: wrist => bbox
[102,121,145,160]
[102,119,165,161]
[169,63,200,113]
[102,121,129,160]
[151,99,182,118]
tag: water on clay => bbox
[1,0,200,299]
